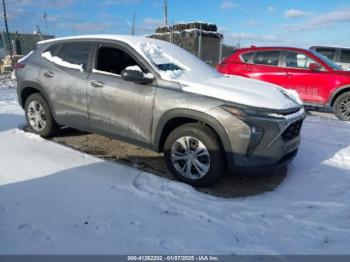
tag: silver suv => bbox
[15,35,306,186]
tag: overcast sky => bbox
[3,0,350,48]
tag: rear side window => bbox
[56,42,92,66]
[252,51,280,66]
[241,52,255,63]
[339,50,350,63]
[315,48,336,60]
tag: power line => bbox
[6,9,156,32]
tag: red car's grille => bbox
[282,120,303,142]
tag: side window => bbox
[56,42,92,66]
[241,52,255,63]
[252,51,279,66]
[315,48,336,60]
[339,50,350,63]
[95,46,143,75]
[286,51,318,69]
[45,44,61,56]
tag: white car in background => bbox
[310,46,350,71]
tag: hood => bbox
[133,39,300,110]
[178,74,301,111]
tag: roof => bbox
[38,34,159,46]
[237,46,309,52]
[310,45,350,50]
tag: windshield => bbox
[310,50,343,70]
[137,40,219,81]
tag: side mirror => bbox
[309,63,321,71]
[121,66,154,85]
[80,63,87,72]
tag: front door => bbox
[87,44,157,144]
[282,50,331,104]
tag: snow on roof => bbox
[37,34,160,46]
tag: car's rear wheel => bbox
[25,93,58,137]
[164,123,225,187]
[334,92,350,121]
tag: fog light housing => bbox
[247,125,264,155]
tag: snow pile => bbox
[42,52,84,72]
[0,75,16,89]
[125,65,143,72]
[286,89,303,105]
[1,60,350,255]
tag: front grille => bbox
[282,120,303,142]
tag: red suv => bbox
[217,47,350,121]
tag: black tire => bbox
[24,93,59,137]
[334,92,350,121]
[164,123,225,187]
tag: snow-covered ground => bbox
[0,82,350,255]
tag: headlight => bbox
[221,105,266,153]
[221,105,281,119]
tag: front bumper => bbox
[225,108,306,174]
[234,149,298,174]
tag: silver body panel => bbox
[16,36,306,173]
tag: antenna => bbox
[163,0,168,26]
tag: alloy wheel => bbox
[339,97,350,120]
[170,136,210,180]
[27,101,47,132]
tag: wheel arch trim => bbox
[153,108,232,155]
[19,81,58,121]
[327,85,350,107]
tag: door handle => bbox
[44,71,55,78]
[90,80,104,88]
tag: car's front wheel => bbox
[334,92,350,121]
[25,93,58,137]
[164,123,225,187]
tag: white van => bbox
[310,46,350,71]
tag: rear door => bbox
[245,50,287,87]
[38,41,92,130]
[87,42,157,144]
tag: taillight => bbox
[14,63,26,70]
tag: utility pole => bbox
[198,24,202,59]
[219,35,223,63]
[70,24,77,35]
[2,0,13,68]
[163,0,168,26]
[43,12,48,29]
[130,11,136,36]
[35,25,43,40]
